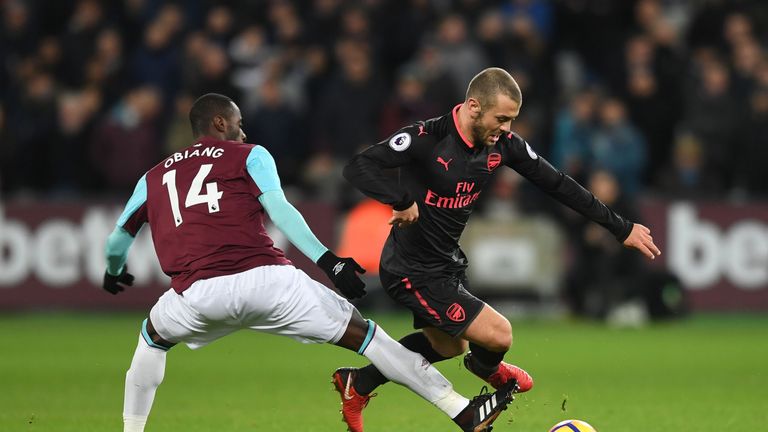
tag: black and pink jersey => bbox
[117,136,290,293]
[344,104,633,276]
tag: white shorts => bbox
[149,265,355,349]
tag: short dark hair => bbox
[189,93,235,137]
[465,68,522,109]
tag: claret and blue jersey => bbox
[106,137,329,293]
[344,104,634,276]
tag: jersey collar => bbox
[451,104,475,149]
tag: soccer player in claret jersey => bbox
[333,68,662,430]
[103,93,517,432]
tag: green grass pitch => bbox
[1,312,766,431]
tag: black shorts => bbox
[379,266,485,337]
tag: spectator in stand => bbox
[246,78,305,186]
[269,1,304,46]
[229,25,275,114]
[313,39,384,157]
[131,19,180,106]
[90,86,162,193]
[402,43,461,112]
[502,0,554,41]
[737,85,768,197]
[185,42,239,102]
[591,97,646,198]
[60,0,105,87]
[0,103,6,191]
[431,14,489,98]
[87,28,128,109]
[683,58,739,188]
[655,132,724,199]
[204,4,235,48]
[1,0,38,69]
[378,68,441,137]
[35,37,64,78]
[305,39,384,202]
[0,0,766,204]
[374,0,437,72]
[562,170,642,319]
[624,66,676,183]
[6,71,58,193]
[476,10,509,69]
[304,0,342,53]
[340,6,374,47]
[164,93,195,154]
[730,37,763,110]
[52,87,103,193]
[551,89,598,183]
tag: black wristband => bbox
[392,200,415,211]
[317,251,340,275]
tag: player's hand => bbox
[623,223,662,260]
[317,251,367,299]
[102,266,135,295]
[389,202,419,228]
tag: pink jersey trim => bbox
[451,104,475,149]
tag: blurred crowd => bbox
[1,0,767,203]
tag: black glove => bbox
[102,266,135,295]
[317,251,367,299]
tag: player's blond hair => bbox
[465,68,522,109]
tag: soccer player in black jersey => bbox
[332,68,661,432]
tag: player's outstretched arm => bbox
[103,175,148,295]
[622,223,662,260]
[506,135,637,243]
[248,146,367,299]
[258,190,368,299]
[103,227,136,294]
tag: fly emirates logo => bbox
[424,182,481,209]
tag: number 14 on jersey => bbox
[162,164,223,227]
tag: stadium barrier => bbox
[0,199,766,311]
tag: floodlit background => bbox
[1,1,766,431]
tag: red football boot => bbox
[463,352,534,393]
[332,368,376,432]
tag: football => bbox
[549,419,597,432]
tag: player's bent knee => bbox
[142,318,175,351]
[487,321,512,352]
[335,311,370,353]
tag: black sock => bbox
[467,342,506,378]
[353,332,450,395]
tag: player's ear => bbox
[212,115,227,133]
[467,98,482,115]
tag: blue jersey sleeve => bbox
[117,174,148,228]
[258,190,329,263]
[246,145,282,194]
[107,174,147,275]
[105,226,136,275]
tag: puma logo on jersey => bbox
[418,124,428,136]
[333,261,345,276]
[437,156,452,171]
